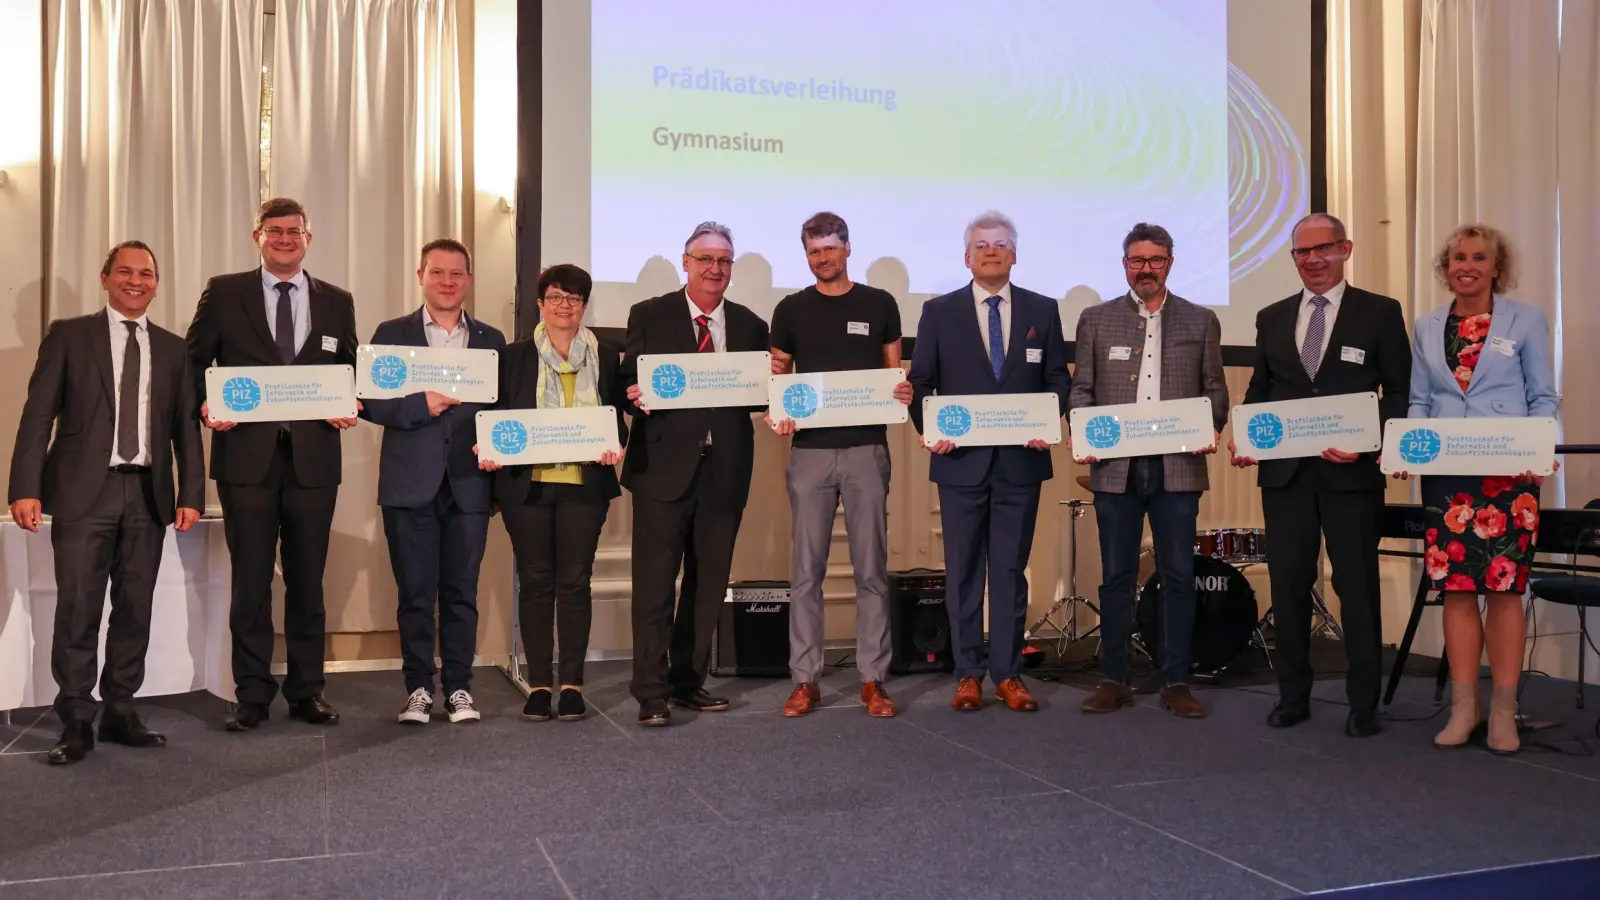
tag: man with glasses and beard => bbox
[620,222,770,726]
[767,212,912,719]
[1069,222,1227,719]
[187,197,359,732]
[1230,213,1410,737]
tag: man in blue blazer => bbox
[362,239,506,725]
[908,211,1071,712]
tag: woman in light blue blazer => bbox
[1403,223,1559,756]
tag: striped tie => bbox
[1301,295,1328,380]
[695,314,714,353]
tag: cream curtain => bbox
[268,0,465,631]
[46,0,265,329]
[1556,1,1600,510]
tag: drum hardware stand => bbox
[1029,498,1102,656]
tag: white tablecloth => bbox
[0,519,236,711]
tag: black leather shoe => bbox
[288,694,340,725]
[99,711,166,747]
[669,688,730,712]
[47,722,94,765]
[225,702,270,732]
[1345,710,1382,737]
[1266,702,1311,729]
[638,698,671,727]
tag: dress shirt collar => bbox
[971,282,1013,306]
[422,306,471,332]
[1300,279,1347,310]
[106,306,149,329]
[262,268,309,295]
[685,290,725,323]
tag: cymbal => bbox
[1075,475,1092,492]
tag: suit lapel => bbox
[403,307,428,347]
[294,276,330,363]
[244,268,280,362]
[676,290,702,353]
[997,291,1029,383]
[90,309,116,404]
[1422,309,1460,395]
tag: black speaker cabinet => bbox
[709,580,791,677]
[889,568,953,674]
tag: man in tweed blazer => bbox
[1067,222,1228,719]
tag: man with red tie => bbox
[619,222,770,726]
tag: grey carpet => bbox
[3,663,1599,899]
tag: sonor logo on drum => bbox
[1196,575,1231,592]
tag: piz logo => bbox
[491,420,528,455]
[370,355,408,390]
[651,363,688,400]
[1247,413,1284,450]
[936,404,972,438]
[221,377,262,413]
[782,383,818,419]
[1084,415,1121,449]
[1397,428,1442,465]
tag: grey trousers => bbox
[786,444,893,683]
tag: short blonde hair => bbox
[1433,223,1518,294]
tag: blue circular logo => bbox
[782,383,819,419]
[491,420,528,455]
[651,363,688,400]
[1398,428,1442,465]
[221,377,262,413]
[937,404,972,437]
[1084,415,1121,449]
[371,355,408,390]
[1247,413,1284,450]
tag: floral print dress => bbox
[1420,311,1540,593]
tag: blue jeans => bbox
[1094,456,1201,686]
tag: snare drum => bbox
[1195,527,1268,563]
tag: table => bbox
[0,518,236,712]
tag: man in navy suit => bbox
[362,239,506,725]
[908,211,1071,712]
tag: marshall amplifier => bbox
[889,568,954,675]
[709,580,791,678]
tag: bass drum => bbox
[1136,556,1259,674]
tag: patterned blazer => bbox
[1067,292,1229,493]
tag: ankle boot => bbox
[1433,681,1481,748]
[1487,684,1520,755]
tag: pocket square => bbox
[1025,326,1038,339]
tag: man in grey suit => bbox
[8,241,206,764]
[1068,223,1228,719]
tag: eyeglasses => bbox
[542,292,585,308]
[972,240,1014,252]
[687,254,734,269]
[260,227,309,239]
[1123,256,1171,270]
[1290,241,1346,261]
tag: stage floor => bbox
[3,661,1599,899]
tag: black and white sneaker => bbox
[446,690,481,724]
[398,688,433,725]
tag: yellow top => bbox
[530,372,584,485]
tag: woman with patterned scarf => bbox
[478,265,626,722]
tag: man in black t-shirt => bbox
[768,212,912,719]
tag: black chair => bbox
[1527,499,1600,709]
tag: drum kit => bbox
[1029,477,1345,678]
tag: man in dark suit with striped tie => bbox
[9,241,205,764]
[1231,213,1411,737]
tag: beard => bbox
[1133,276,1162,300]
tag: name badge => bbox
[1026,348,1043,363]
[1109,346,1133,361]
[1340,346,1366,364]
[1489,337,1516,357]
[846,321,869,336]
[321,335,339,353]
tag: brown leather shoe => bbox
[951,677,984,711]
[860,681,896,717]
[782,683,821,717]
[995,677,1039,711]
[1080,681,1136,713]
[1159,684,1209,719]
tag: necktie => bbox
[985,296,1004,380]
[117,320,141,463]
[1300,295,1328,380]
[695,314,714,353]
[274,282,297,363]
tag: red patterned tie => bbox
[695,314,714,352]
